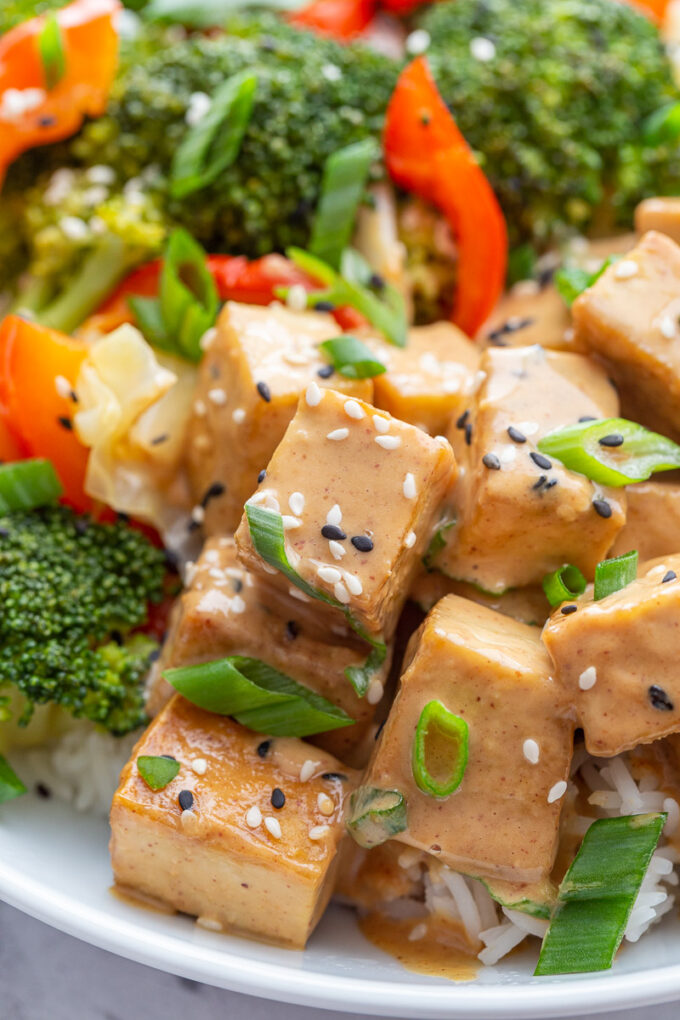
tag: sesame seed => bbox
[317,364,334,379]
[246,805,262,828]
[327,504,342,526]
[201,481,225,507]
[257,740,271,758]
[367,679,384,705]
[405,530,416,549]
[464,423,473,445]
[660,315,676,339]
[286,283,308,311]
[561,604,578,615]
[306,382,322,407]
[523,739,540,764]
[373,415,390,433]
[614,259,638,280]
[408,923,427,942]
[649,685,674,712]
[532,475,547,490]
[343,572,363,596]
[598,433,624,448]
[592,498,612,519]
[151,433,169,445]
[663,570,676,583]
[256,381,271,403]
[55,375,73,400]
[264,816,282,839]
[334,581,351,603]
[180,809,198,829]
[208,388,227,406]
[579,415,597,423]
[375,435,401,450]
[178,789,194,812]
[317,792,335,816]
[403,473,417,499]
[317,565,342,584]
[344,399,364,420]
[258,470,266,484]
[300,760,318,782]
[197,917,223,932]
[579,666,597,691]
[482,453,501,470]
[328,540,345,560]
[191,758,207,775]
[194,399,206,416]
[282,515,301,530]
[547,781,567,804]
[231,595,246,614]
[57,415,73,431]
[271,788,286,809]
[314,300,335,312]
[351,535,374,552]
[322,524,346,541]
[289,492,305,516]
[530,451,552,470]
[456,410,469,429]
[232,408,246,424]
[470,35,496,61]
[309,825,330,840]
[200,327,217,351]
[327,428,350,441]
[507,426,526,444]
[191,505,205,524]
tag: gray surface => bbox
[2,902,679,1020]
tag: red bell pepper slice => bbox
[289,0,376,40]
[0,315,90,510]
[383,56,507,338]
[0,0,120,189]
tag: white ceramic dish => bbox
[1,790,680,1019]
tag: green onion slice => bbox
[309,139,378,271]
[537,417,680,486]
[542,564,587,608]
[279,247,407,348]
[411,700,468,798]
[0,756,26,804]
[137,755,180,791]
[170,70,257,199]
[423,518,456,570]
[319,336,386,379]
[164,656,353,738]
[642,101,680,147]
[554,257,619,307]
[477,875,556,920]
[346,785,407,849]
[37,13,66,91]
[593,550,638,602]
[245,503,386,696]
[535,813,666,976]
[0,459,62,513]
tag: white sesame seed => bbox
[367,679,384,705]
[208,567,225,580]
[185,91,211,126]
[578,666,597,691]
[232,408,246,424]
[403,473,417,500]
[405,28,430,55]
[231,595,246,614]
[282,515,302,530]
[264,816,282,839]
[289,586,311,602]
[309,825,330,840]
[306,381,322,406]
[194,399,206,416]
[286,283,308,311]
[404,530,416,549]
[191,505,205,524]
[614,259,638,280]
[180,809,198,829]
[373,415,390,433]
[470,36,496,61]
[660,315,676,339]
[317,792,335,816]
[208,388,227,406]
[196,916,223,932]
[343,572,363,596]
[191,758,207,775]
[327,428,350,441]
[300,759,318,782]
[326,504,342,526]
[289,492,305,516]
[200,327,217,351]
[60,215,89,241]
[344,399,364,420]
[375,435,402,450]
[523,739,540,764]
[328,540,346,560]
[408,923,427,942]
[334,581,351,603]
[263,494,280,512]
[547,780,567,804]
[318,565,342,584]
[55,375,73,400]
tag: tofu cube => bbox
[111,695,357,948]
[187,302,372,534]
[409,571,549,626]
[432,345,625,592]
[148,538,385,762]
[478,284,580,352]
[610,480,680,561]
[573,231,680,440]
[235,387,456,644]
[543,554,680,756]
[362,595,574,884]
[635,198,680,246]
[370,322,480,436]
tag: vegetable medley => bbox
[4,0,680,982]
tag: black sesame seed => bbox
[256,381,271,402]
[317,364,334,379]
[285,620,299,640]
[578,416,597,423]
[201,481,226,507]
[231,577,243,593]
[561,604,578,615]
[532,475,547,491]
[38,115,57,127]
[148,648,161,663]
[257,740,271,758]
[321,524,347,541]
[178,790,194,811]
[530,451,552,470]
[321,772,348,782]
[649,685,674,712]
[35,782,51,799]
[151,433,169,446]
[374,719,386,741]
[420,112,431,126]
[482,453,501,470]
[544,479,558,490]
[592,499,612,519]
[369,272,386,291]
[456,410,469,429]
[351,535,374,552]
[507,426,526,444]
[271,788,286,809]
[257,469,266,484]
[187,519,201,533]
[314,301,335,312]
[465,423,473,445]
[57,415,73,431]
[598,433,624,448]
[663,570,677,583]
[160,754,177,761]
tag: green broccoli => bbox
[421,0,680,248]
[0,506,167,735]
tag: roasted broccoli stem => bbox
[0,506,167,735]
[421,0,680,248]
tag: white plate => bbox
[1,791,680,1019]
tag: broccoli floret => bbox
[421,0,680,248]
[0,506,167,735]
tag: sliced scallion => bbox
[245,503,386,696]
[542,564,587,608]
[477,875,556,920]
[0,756,26,804]
[423,519,456,570]
[170,70,257,199]
[38,13,66,91]
[137,755,180,791]
[0,459,62,513]
[593,550,638,602]
[537,417,680,486]
[346,785,407,848]
[535,813,666,975]
[642,101,680,147]
[411,700,468,798]
[164,655,353,737]
[554,257,619,307]
[309,139,378,270]
[319,336,386,379]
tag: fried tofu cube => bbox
[432,345,625,592]
[635,198,680,246]
[361,596,574,884]
[187,302,372,534]
[370,322,480,436]
[409,571,549,626]
[573,232,680,440]
[610,480,680,560]
[235,387,456,644]
[148,538,385,762]
[111,695,357,948]
[543,554,680,757]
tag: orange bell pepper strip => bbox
[0,0,121,190]
[0,414,25,462]
[289,0,376,40]
[623,0,669,22]
[0,315,90,510]
[383,56,507,338]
